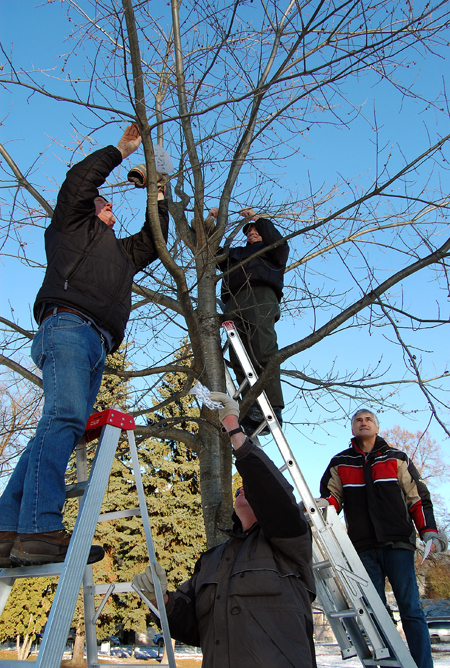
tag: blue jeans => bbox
[359,547,433,668]
[0,313,106,533]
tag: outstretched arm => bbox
[209,392,308,540]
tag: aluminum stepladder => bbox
[222,320,417,668]
[0,408,176,668]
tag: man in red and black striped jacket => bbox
[320,409,447,668]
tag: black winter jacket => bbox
[320,436,438,552]
[33,146,169,351]
[163,439,316,668]
[217,218,289,303]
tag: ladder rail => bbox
[35,422,122,668]
[0,409,176,668]
[127,428,177,668]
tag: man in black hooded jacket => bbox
[216,207,289,433]
[0,124,169,567]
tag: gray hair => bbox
[351,408,379,429]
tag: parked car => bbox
[98,634,120,646]
[36,627,76,649]
[427,619,450,644]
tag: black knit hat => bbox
[243,222,256,235]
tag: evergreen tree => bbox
[63,343,206,641]
[63,346,137,647]
[0,578,56,659]
[141,348,206,588]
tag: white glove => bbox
[132,562,168,597]
[422,530,448,553]
[209,391,240,422]
[299,498,329,513]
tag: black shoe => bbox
[242,406,271,436]
[241,414,264,437]
[10,530,105,566]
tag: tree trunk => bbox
[17,633,32,660]
[196,258,233,546]
[71,627,85,663]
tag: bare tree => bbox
[1,0,450,544]
[0,372,42,485]
[381,425,450,526]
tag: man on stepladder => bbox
[320,408,448,668]
[0,124,169,567]
[133,392,317,668]
[215,206,289,435]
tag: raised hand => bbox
[117,124,142,159]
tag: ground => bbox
[0,643,448,666]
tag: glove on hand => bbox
[127,165,167,190]
[209,391,240,422]
[422,530,448,553]
[132,562,168,597]
[299,498,329,513]
[128,164,147,188]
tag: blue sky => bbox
[1,1,450,512]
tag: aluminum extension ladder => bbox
[222,320,417,668]
[0,408,175,668]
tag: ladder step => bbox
[329,609,358,619]
[90,582,134,595]
[65,480,88,498]
[362,662,404,667]
[0,562,63,580]
[313,559,332,570]
[98,508,142,522]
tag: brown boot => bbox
[0,531,17,568]
[10,530,104,566]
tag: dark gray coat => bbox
[164,440,316,668]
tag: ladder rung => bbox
[98,508,142,522]
[236,378,249,395]
[91,582,133,595]
[362,662,403,667]
[65,480,88,498]
[0,562,63,579]
[328,609,358,619]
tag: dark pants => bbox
[224,286,284,408]
[359,547,433,668]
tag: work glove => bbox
[128,164,147,188]
[298,498,329,514]
[127,164,167,192]
[132,562,168,597]
[209,391,240,422]
[422,530,448,553]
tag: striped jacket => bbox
[320,436,438,552]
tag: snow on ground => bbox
[103,642,450,666]
[314,644,450,667]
